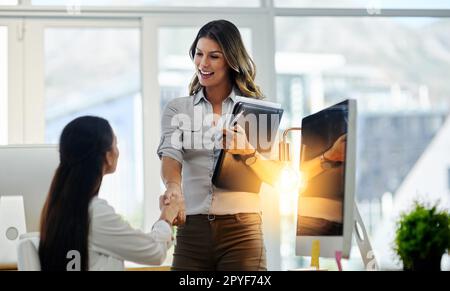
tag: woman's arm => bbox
[157,99,186,225]
[246,154,284,186]
[245,149,325,186]
[223,125,347,186]
[89,197,180,266]
[161,156,182,189]
[161,156,185,225]
[223,125,283,186]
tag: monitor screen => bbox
[296,99,356,258]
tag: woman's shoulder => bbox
[90,196,115,216]
[163,95,195,112]
[169,95,195,104]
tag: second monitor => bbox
[0,145,59,233]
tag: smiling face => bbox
[194,37,230,89]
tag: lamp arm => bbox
[279,127,302,161]
[282,127,302,144]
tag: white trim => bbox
[22,19,44,143]
[141,17,161,231]
[1,19,24,144]
[254,2,282,271]
[1,6,450,18]
[274,8,450,17]
[0,23,8,145]
[342,99,357,259]
[0,6,270,18]
[24,18,139,27]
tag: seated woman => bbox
[39,116,181,271]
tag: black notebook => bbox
[212,98,284,193]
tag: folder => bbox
[212,97,284,193]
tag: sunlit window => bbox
[44,27,144,228]
[0,0,18,5]
[276,17,450,270]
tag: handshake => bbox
[159,182,186,226]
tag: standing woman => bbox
[158,20,276,271]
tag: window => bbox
[32,0,260,7]
[276,17,450,270]
[0,0,18,5]
[0,26,7,145]
[158,27,199,114]
[44,27,144,228]
[274,0,450,9]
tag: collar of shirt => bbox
[193,86,240,106]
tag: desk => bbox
[1,263,171,271]
[124,261,171,271]
[0,265,17,271]
[125,266,171,271]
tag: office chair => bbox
[17,234,41,271]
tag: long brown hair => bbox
[39,116,114,271]
[189,19,263,99]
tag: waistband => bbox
[186,213,260,222]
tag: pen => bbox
[229,110,245,128]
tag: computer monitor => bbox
[0,145,59,233]
[296,99,356,259]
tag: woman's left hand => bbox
[222,124,256,155]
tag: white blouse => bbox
[87,197,172,271]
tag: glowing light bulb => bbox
[275,163,303,193]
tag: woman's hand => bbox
[222,124,256,155]
[324,134,347,162]
[160,182,186,226]
[160,192,183,226]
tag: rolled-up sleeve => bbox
[157,100,184,164]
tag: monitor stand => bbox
[291,203,379,271]
[353,203,379,271]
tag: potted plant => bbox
[394,202,450,271]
